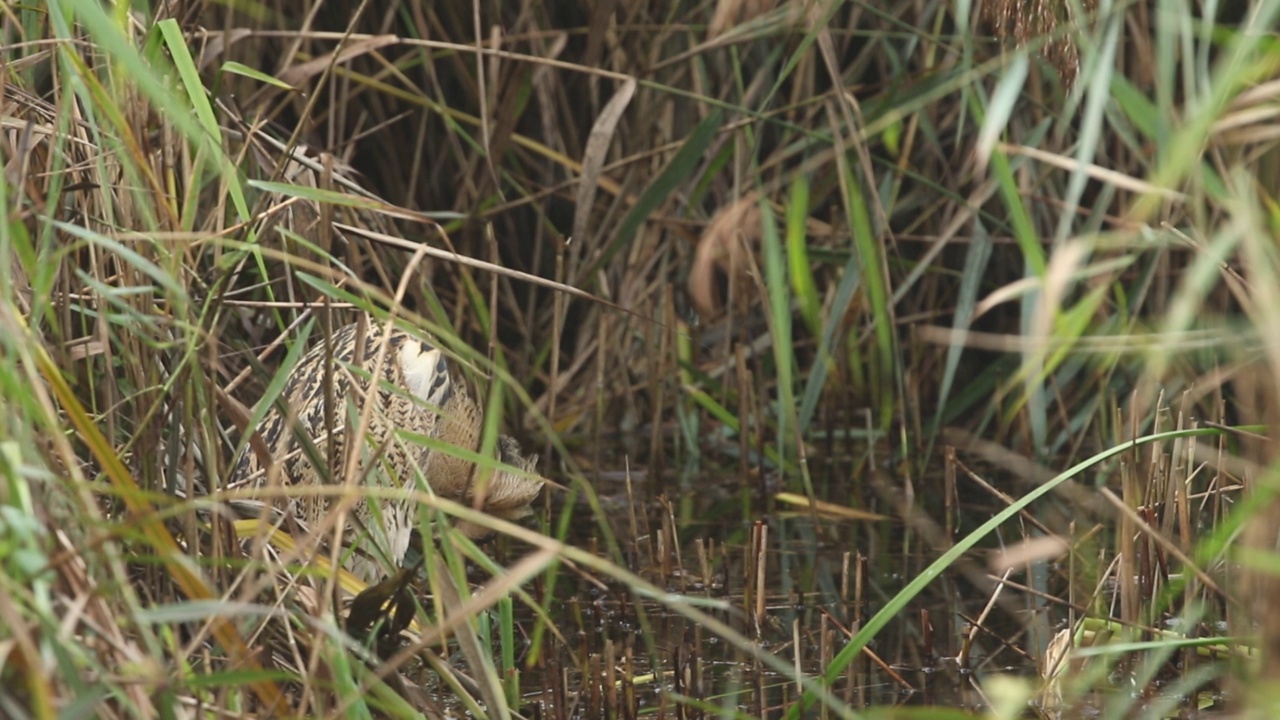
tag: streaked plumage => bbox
[229,318,542,582]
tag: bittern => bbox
[229,317,542,582]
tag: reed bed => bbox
[2,0,1278,717]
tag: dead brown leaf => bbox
[572,77,637,250]
[689,193,764,319]
[276,34,400,87]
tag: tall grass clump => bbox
[4,0,1280,717]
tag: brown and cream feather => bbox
[229,318,542,582]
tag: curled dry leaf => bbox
[276,34,400,87]
[573,77,637,250]
[689,194,763,319]
[988,534,1070,573]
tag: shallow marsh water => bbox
[467,465,1039,717]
